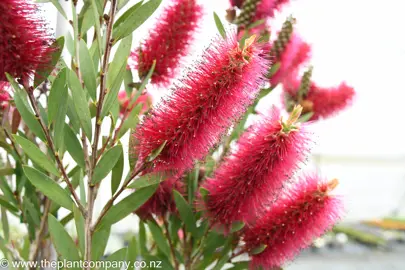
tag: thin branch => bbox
[163,218,179,270]
[26,90,86,215]
[3,129,22,161]
[28,198,51,265]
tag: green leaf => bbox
[126,236,138,270]
[173,190,197,237]
[213,12,226,39]
[112,0,162,42]
[73,206,85,255]
[23,198,41,226]
[250,244,267,255]
[96,184,158,231]
[48,68,67,123]
[1,207,9,241]
[90,0,103,58]
[127,172,165,189]
[48,214,81,269]
[23,166,74,211]
[105,248,128,270]
[7,74,46,141]
[147,220,171,258]
[115,1,144,28]
[0,196,18,213]
[68,69,93,140]
[268,62,281,77]
[229,261,250,270]
[101,34,133,119]
[80,6,96,34]
[92,145,123,184]
[0,168,14,176]
[79,40,97,100]
[34,36,65,87]
[14,135,60,177]
[117,103,142,138]
[0,178,18,205]
[50,0,68,20]
[111,145,124,195]
[230,221,245,233]
[92,227,111,260]
[147,140,167,162]
[67,96,81,133]
[64,124,86,168]
[117,0,134,10]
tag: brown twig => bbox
[26,90,86,215]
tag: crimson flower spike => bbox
[242,175,343,269]
[128,0,202,86]
[201,106,312,231]
[0,82,10,110]
[0,0,54,82]
[283,75,355,120]
[134,34,269,174]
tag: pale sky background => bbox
[42,0,405,224]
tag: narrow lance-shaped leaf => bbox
[147,220,171,258]
[101,34,133,119]
[213,12,226,39]
[64,124,86,168]
[111,145,124,195]
[112,0,162,42]
[13,135,60,177]
[23,166,74,211]
[67,70,92,140]
[79,40,97,100]
[48,214,81,270]
[173,190,198,237]
[92,227,111,261]
[92,145,123,184]
[96,184,158,231]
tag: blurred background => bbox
[10,0,405,269]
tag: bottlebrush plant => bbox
[0,0,354,269]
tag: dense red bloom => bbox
[135,34,269,173]
[128,0,202,85]
[0,0,53,81]
[283,77,355,120]
[0,82,10,110]
[202,107,312,230]
[117,90,152,115]
[255,0,291,21]
[243,175,343,269]
[270,34,311,86]
[136,176,183,219]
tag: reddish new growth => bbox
[0,0,53,81]
[270,34,311,86]
[284,78,355,120]
[0,82,10,110]
[128,0,202,85]
[243,175,342,269]
[202,107,311,230]
[135,34,269,173]
[136,176,183,219]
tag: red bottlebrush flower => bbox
[202,106,312,230]
[135,176,183,219]
[283,78,355,120]
[255,0,291,21]
[128,0,202,85]
[135,34,269,173]
[243,175,343,269]
[0,0,54,81]
[270,34,311,86]
[117,90,152,115]
[0,82,10,110]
